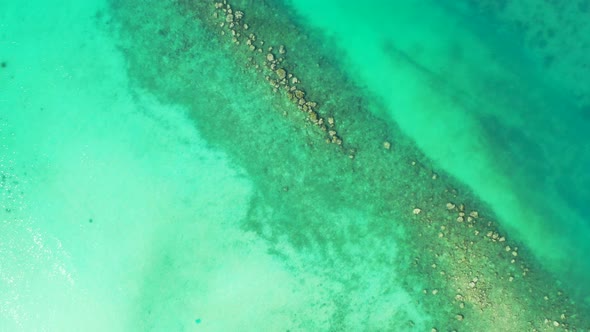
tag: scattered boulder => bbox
[309,111,318,123]
[294,89,305,99]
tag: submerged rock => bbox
[276,68,286,79]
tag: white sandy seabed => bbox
[1,1,428,331]
[0,0,329,331]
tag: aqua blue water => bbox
[284,0,590,285]
[1,0,589,331]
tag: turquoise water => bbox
[283,0,590,288]
[1,0,589,331]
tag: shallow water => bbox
[1,0,589,331]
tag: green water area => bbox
[1,0,589,331]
